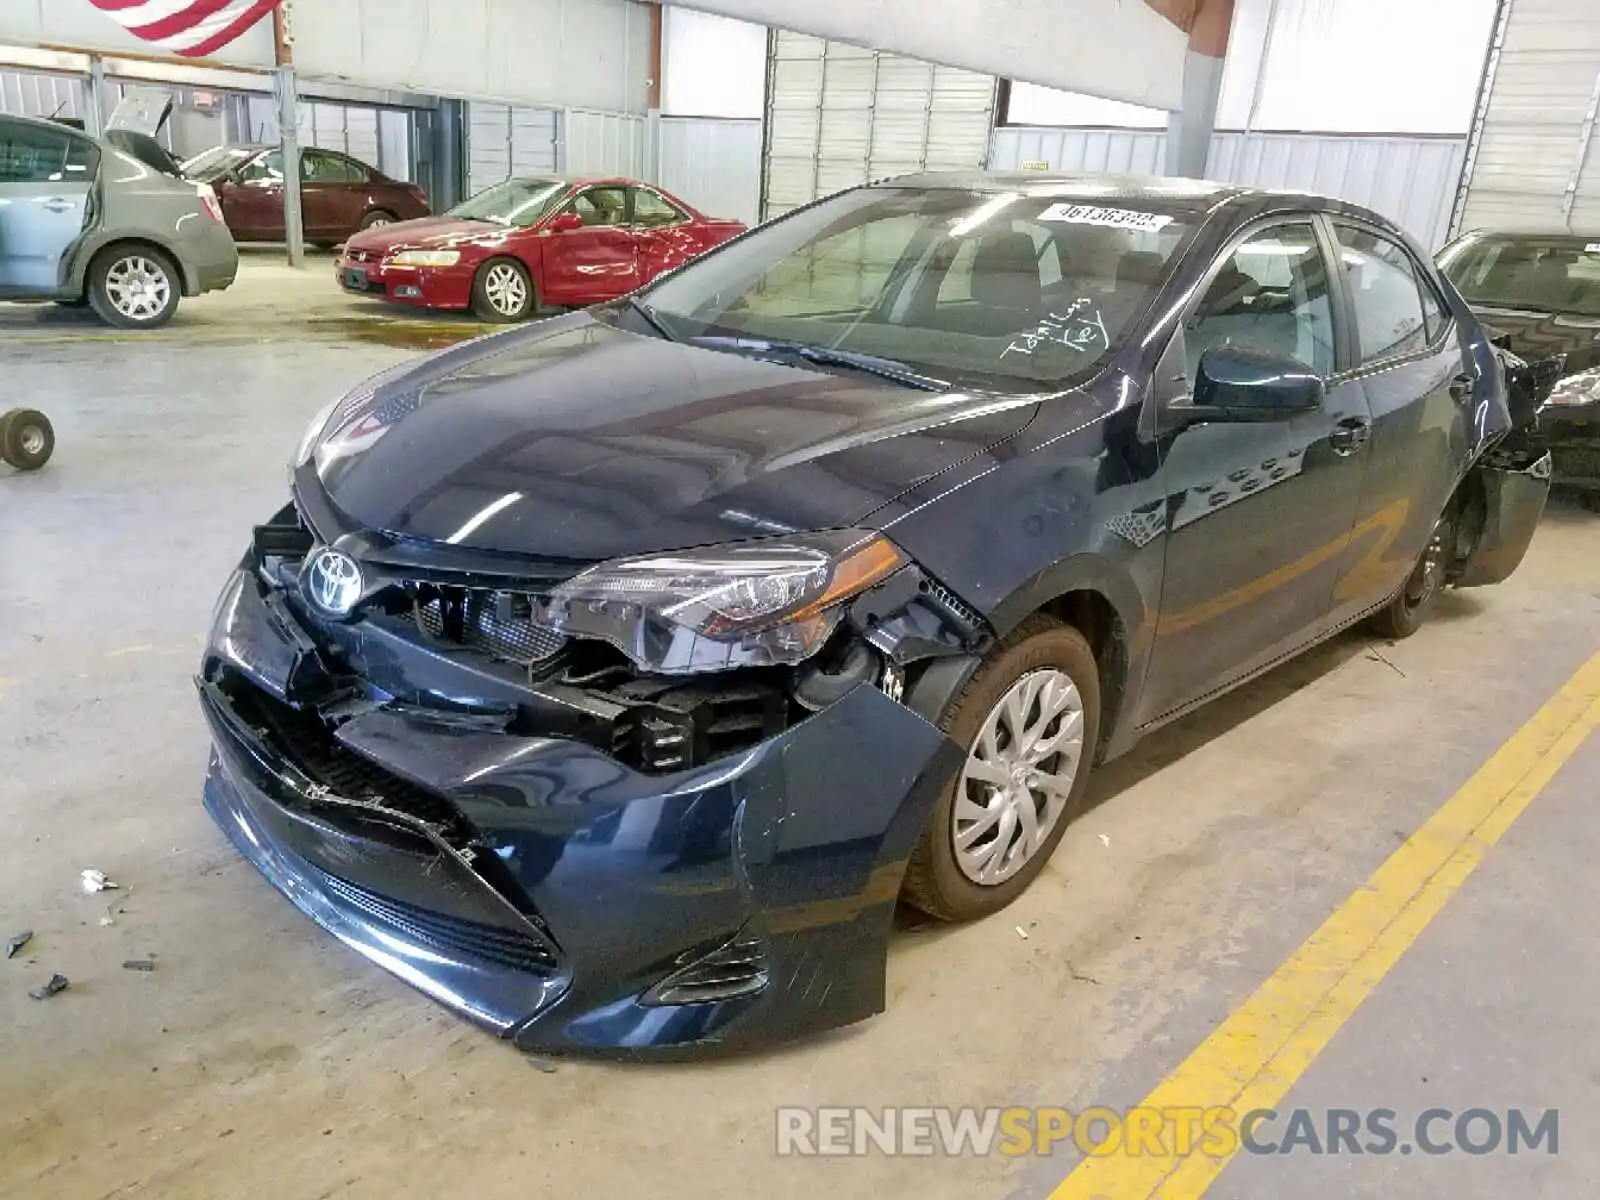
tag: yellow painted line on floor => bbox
[1051,649,1600,1200]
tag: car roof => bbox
[0,111,95,139]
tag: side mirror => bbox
[1179,346,1326,423]
[546,211,584,233]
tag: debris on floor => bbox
[80,869,119,893]
[1098,833,1112,848]
[122,959,156,972]
[1015,925,1030,940]
[4,931,31,959]
[527,1056,559,1074]
[1367,648,1406,678]
[28,973,70,1000]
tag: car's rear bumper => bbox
[334,255,473,311]
[199,565,961,1056]
[179,224,239,295]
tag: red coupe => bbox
[334,177,747,321]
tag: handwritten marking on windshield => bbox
[1036,203,1174,231]
[1000,301,1109,360]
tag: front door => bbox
[1324,222,1475,625]
[0,119,98,294]
[628,185,695,284]
[219,148,286,240]
[539,185,639,305]
[1138,219,1372,722]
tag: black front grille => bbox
[228,681,472,840]
[414,590,568,667]
[644,935,767,1005]
[315,868,559,975]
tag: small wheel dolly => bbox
[1,409,54,471]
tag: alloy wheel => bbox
[19,425,45,458]
[953,668,1085,886]
[103,255,172,323]
[483,264,529,317]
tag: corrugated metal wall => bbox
[0,68,88,122]
[1454,0,1600,232]
[988,126,1166,175]
[762,31,996,218]
[1209,134,1467,249]
[564,108,647,178]
[988,127,1467,248]
[467,103,560,195]
[659,117,762,224]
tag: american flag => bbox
[86,0,284,59]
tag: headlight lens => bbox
[1544,367,1600,408]
[538,532,906,674]
[293,398,339,469]
[389,249,460,268]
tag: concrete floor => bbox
[2,261,1598,1199]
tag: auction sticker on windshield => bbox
[1037,204,1174,231]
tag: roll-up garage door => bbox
[1455,0,1600,232]
[761,30,996,220]
[468,103,559,197]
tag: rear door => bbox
[1323,221,1473,627]
[539,185,638,304]
[1138,217,1373,722]
[0,118,98,294]
[301,149,369,239]
[222,149,286,240]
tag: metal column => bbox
[274,66,306,266]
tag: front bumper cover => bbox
[200,567,963,1056]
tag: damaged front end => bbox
[1448,349,1556,589]
[198,500,985,1055]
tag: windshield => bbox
[182,145,258,181]
[1440,235,1600,318]
[446,178,567,226]
[638,186,1197,389]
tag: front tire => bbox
[902,615,1101,921]
[1,409,55,471]
[1367,511,1453,639]
[470,257,536,323]
[87,245,180,329]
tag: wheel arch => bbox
[68,233,194,297]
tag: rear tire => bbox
[87,245,180,330]
[1,409,55,471]
[470,257,536,323]
[358,210,398,231]
[902,615,1101,921]
[1367,510,1453,639]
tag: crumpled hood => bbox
[305,313,1041,561]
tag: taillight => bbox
[196,182,226,225]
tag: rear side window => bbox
[0,120,97,184]
[302,150,367,184]
[631,188,687,228]
[1333,226,1435,365]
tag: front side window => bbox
[631,188,686,228]
[565,187,628,227]
[1439,234,1600,318]
[0,120,97,185]
[1334,226,1432,365]
[1186,222,1336,376]
[639,187,1199,389]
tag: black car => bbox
[199,175,1550,1056]
[1438,230,1600,502]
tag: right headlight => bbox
[389,249,461,268]
[1544,367,1600,408]
[538,531,906,675]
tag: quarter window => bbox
[631,188,686,228]
[1187,222,1336,376]
[1334,226,1434,364]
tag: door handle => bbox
[40,197,74,213]
[1329,416,1372,456]
[1450,372,1476,404]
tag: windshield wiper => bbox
[626,296,678,342]
[688,335,947,391]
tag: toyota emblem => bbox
[303,547,364,616]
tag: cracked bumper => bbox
[199,568,963,1056]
